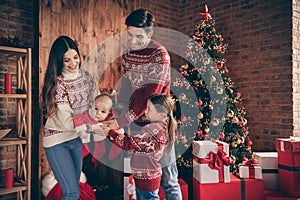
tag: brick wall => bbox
[177,0,294,151]
[292,0,300,136]
[0,0,34,172]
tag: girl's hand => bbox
[102,119,119,130]
[97,124,111,136]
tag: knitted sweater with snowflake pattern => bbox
[108,121,167,191]
[116,40,171,130]
[43,69,98,148]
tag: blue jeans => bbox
[136,188,159,200]
[161,162,183,200]
[45,137,82,200]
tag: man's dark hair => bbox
[125,9,155,32]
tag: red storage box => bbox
[193,174,264,200]
[276,138,300,197]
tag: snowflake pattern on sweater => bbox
[116,40,171,129]
[108,121,167,191]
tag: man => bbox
[105,8,182,200]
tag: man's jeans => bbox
[45,137,82,200]
[161,162,183,200]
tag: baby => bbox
[73,93,123,161]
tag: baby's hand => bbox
[79,131,88,139]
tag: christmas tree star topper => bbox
[198,4,212,21]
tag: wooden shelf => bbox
[0,138,27,146]
[0,45,31,199]
[0,185,27,195]
[0,46,28,54]
[0,94,27,99]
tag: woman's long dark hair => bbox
[41,36,81,118]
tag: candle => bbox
[4,73,12,94]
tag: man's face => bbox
[127,26,153,51]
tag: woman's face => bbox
[63,49,80,73]
[127,26,152,51]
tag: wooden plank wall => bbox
[38,0,143,176]
[39,0,142,93]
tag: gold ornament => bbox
[198,112,204,119]
[216,87,224,94]
[227,110,234,118]
[211,118,220,126]
[230,155,236,164]
[204,127,210,133]
[210,76,216,82]
[231,141,238,148]
[232,117,239,123]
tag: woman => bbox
[41,36,98,199]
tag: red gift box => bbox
[276,138,300,197]
[193,174,264,200]
[264,190,300,200]
[158,178,188,200]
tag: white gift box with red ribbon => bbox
[192,140,230,183]
[239,159,263,179]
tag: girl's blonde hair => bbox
[148,94,177,153]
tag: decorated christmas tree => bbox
[174,4,253,175]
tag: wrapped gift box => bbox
[239,163,263,179]
[124,156,133,200]
[264,190,300,200]
[193,174,264,200]
[192,140,230,183]
[158,178,188,200]
[276,138,300,197]
[253,152,279,190]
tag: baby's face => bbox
[90,97,112,121]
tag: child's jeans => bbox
[135,188,160,200]
[45,137,82,200]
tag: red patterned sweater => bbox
[108,121,167,191]
[116,40,171,130]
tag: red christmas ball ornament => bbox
[216,62,222,69]
[180,71,187,76]
[220,37,224,42]
[195,30,200,36]
[197,100,203,106]
[198,40,204,46]
[180,115,188,123]
[242,157,248,162]
[247,140,253,146]
[219,132,225,139]
[236,92,241,98]
[178,133,183,139]
[197,129,203,135]
[185,51,191,57]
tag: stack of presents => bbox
[123,137,300,200]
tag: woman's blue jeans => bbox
[45,137,82,200]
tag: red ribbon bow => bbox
[194,148,230,182]
[242,159,259,179]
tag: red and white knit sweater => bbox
[116,40,171,129]
[108,121,167,191]
[43,69,98,148]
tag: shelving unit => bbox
[0,46,31,200]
